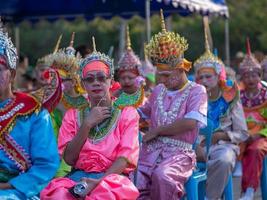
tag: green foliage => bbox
[11,0,267,66]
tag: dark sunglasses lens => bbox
[97,75,107,82]
[84,76,95,83]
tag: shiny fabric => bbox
[205,98,248,199]
[0,107,59,200]
[140,83,208,144]
[207,96,229,131]
[137,82,207,199]
[240,87,267,192]
[241,137,267,192]
[40,106,140,200]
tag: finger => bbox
[101,110,111,115]
[100,107,110,112]
[102,114,111,119]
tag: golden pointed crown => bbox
[36,34,63,68]
[145,9,189,70]
[194,18,225,75]
[239,38,261,74]
[118,25,141,72]
[80,36,114,77]
[51,32,81,79]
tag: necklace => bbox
[62,93,89,109]
[244,89,261,99]
[156,82,194,126]
[80,106,120,143]
[114,86,144,109]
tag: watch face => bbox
[73,182,88,196]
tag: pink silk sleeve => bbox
[58,109,78,157]
[117,107,140,168]
[139,84,162,119]
[185,84,208,125]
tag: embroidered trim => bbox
[61,93,89,110]
[0,134,32,172]
[78,106,121,144]
[0,93,40,137]
[156,82,194,126]
[114,86,145,109]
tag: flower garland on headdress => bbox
[145,9,191,71]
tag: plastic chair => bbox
[223,174,234,200]
[261,156,267,200]
[184,119,214,200]
[184,119,234,200]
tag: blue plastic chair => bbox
[223,174,233,200]
[184,119,234,200]
[184,119,214,200]
[261,156,267,200]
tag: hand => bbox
[143,128,159,143]
[212,131,227,145]
[0,183,13,190]
[80,178,100,195]
[83,107,111,128]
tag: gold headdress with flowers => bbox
[117,25,141,73]
[239,38,261,75]
[145,9,191,71]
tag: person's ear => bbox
[10,69,16,80]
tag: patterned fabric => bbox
[208,96,229,131]
[240,86,267,136]
[0,109,59,199]
[41,106,140,200]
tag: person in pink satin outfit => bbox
[135,10,208,200]
[40,37,140,200]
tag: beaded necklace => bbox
[80,106,120,143]
[156,82,194,126]
[114,86,144,109]
[62,93,89,109]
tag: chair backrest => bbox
[199,118,214,154]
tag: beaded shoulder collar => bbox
[0,92,40,136]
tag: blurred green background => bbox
[7,0,267,68]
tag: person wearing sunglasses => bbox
[0,28,59,200]
[194,26,248,200]
[114,26,145,110]
[41,37,140,200]
[135,10,208,200]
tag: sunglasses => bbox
[82,73,109,84]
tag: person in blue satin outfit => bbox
[0,28,59,200]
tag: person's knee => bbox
[152,167,168,183]
[210,149,235,170]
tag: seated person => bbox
[0,27,59,200]
[40,37,140,200]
